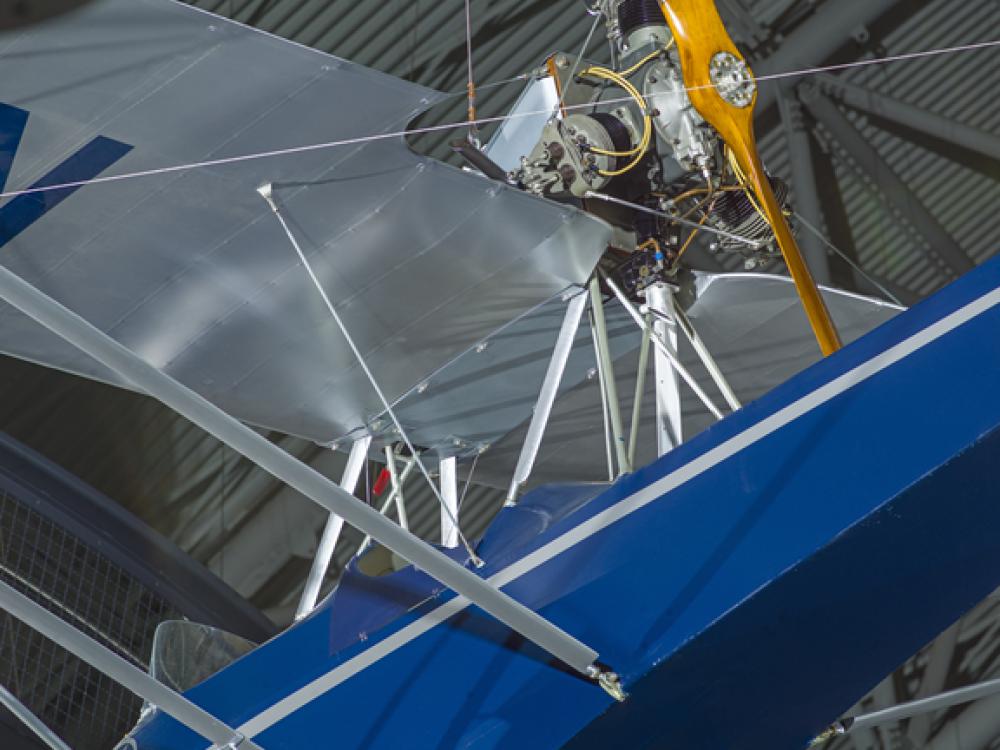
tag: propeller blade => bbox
[658,0,842,355]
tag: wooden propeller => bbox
[657,0,842,356]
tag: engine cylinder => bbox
[617,0,666,36]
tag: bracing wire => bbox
[260,190,482,565]
[0,39,997,201]
[464,0,479,146]
[557,11,603,116]
[792,211,905,307]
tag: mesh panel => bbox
[0,489,181,749]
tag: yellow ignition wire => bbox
[578,65,653,176]
[726,146,769,224]
[617,39,675,79]
[675,198,718,264]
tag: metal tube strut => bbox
[602,273,724,420]
[359,458,416,553]
[0,581,260,750]
[813,673,1000,744]
[296,435,371,620]
[0,684,72,750]
[0,261,601,677]
[440,456,460,548]
[385,447,409,530]
[670,296,742,412]
[259,185,479,564]
[627,315,652,469]
[645,283,683,455]
[506,290,588,504]
[589,277,631,475]
[589,310,616,482]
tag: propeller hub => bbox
[709,51,755,108]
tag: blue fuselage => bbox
[130,257,1000,750]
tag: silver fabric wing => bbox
[0,0,611,448]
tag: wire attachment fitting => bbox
[588,665,628,702]
[808,720,851,746]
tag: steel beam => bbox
[802,88,974,277]
[0,261,601,677]
[296,435,371,620]
[0,580,260,750]
[506,290,588,504]
[818,74,1000,164]
[753,0,904,112]
[778,89,832,285]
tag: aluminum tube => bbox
[0,684,72,750]
[589,310,616,482]
[628,317,652,469]
[603,274,724,420]
[850,676,1000,733]
[589,277,631,474]
[359,459,416,553]
[670,296,742,412]
[645,283,683,454]
[0,581,259,750]
[440,456,460,548]
[385,448,409,531]
[906,622,960,746]
[507,290,588,503]
[0,262,600,676]
[295,435,371,619]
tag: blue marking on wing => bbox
[0,134,133,249]
[0,102,29,193]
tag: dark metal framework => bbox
[0,434,274,750]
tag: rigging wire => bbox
[259,187,482,565]
[792,211,905,306]
[557,11,603,117]
[464,0,479,146]
[457,450,480,513]
[0,38,998,201]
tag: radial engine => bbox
[510,0,792,286]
